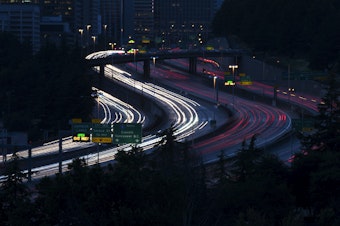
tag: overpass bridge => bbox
[86,49,247,79]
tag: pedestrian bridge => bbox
[86,49,247,78]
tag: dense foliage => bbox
[0,32,94,142]
[212,0,340,72]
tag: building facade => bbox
[0,0,220,52]
[0,4,40,52]
[154,0,216,49]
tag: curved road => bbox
[126,60,291,163]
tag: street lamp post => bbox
[109,42,116,50]
[152,56,158,102]
[103,24,107,50]
[78,29,83,46]
[78,28,84,56]
[91,36,97,52]
[229,64,238,107]
[133,49,137,71]
[86,24,91,53]
[213,76,218,104]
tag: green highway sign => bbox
[92,123,112,143]
[281,71,328,81]
[113,123,142,144]
[240,75,253,85]
[224,75,235,86]
[72,123,91,142]
[292,118,315,132]
[72,123,91,133]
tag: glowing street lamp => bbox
[133,48,138,71]
[152,56,157,65]
[229,64,238,107]
[78,28,83,45]
[213,76,218,104]
[86,25,91,53]
[103,24,107,49]
[78,28,84,55]
[109,42,116,50]
[91,36,97,52]
[229,65,238,75]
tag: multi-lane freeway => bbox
[127,60,293,163]
[1,50,321,180]
[1,63,216,179]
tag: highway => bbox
[161,58,320,161]
[1,51,318,179]
[0,87,145,161]
[128,60,293,163]
[1,63,215,179]
[166,58,323,113]
[101,64,212,141]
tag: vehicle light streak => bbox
[0,86,145,161]
[145,58,293,163]
[1,62,211,179]
[104,64,208,142]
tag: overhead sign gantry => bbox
[71,119,142,144]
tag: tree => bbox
[228,135,263,182]
[148,126,207,226]
[0,32,94,141]
[211,0,340,72]
[0,153,34,225]
[290,73,340,224]
[299,73,340,153]
[206,135,294,225]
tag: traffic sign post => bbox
[239,75,253,85]
[72,122,142,144]
[281,71,328,81]
[72,123,91,142]
[292,118,315,132]
[224,75,235,86]
[113,123,142,144]
[92,123,112,143]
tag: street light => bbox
[229,64,238,107]
[91,36,96,52]
[133,48,138,71]
[213,76,218,104]
[86,24,91,53]
[78,28,84,56]
[109,42,116,50]
[78,28,83,46]
[103,24,107,49]
[151,56,158,100]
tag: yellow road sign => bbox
[92,137,112,143]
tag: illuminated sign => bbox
[72,123,90,142]
[225,80,235,86]
[224,75,235,86]
[92,124,112,143]
[240,75,253,85]
[113,123,142,144]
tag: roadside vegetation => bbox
[212,0,340,73]
[0,32,94,143]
